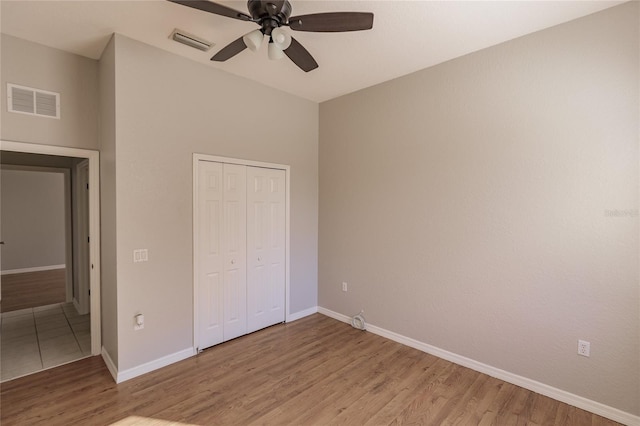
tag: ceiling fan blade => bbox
[211,37,247,61]
[284,37,318,72]
[288,12,374,32]
[167,0,252,22]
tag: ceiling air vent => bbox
[7,83,60,119]
[170,29,214,52]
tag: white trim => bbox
[73,159,90,315]
[193,153,289,170]
[1,140,101,357]
[286,306,318,322]
[285,167,291,322]
[318,307,640,426]
[115,348,196,383]
[192,156,200,351]
[1,264,66,275]
[63,168,73,303]
[192,153,291,351]
[101,347,118,382]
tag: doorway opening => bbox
[0,141,101,382]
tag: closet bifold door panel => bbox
[198,161,225,349]
[221,164,248,342]
[197,162,247,349]
[247,167,286,333]
[196,159,285,352]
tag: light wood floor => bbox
[1,269,66,313]
[0,314,621,426]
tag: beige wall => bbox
[319,2,639,417]
[99,36,118,366]
[109,34,318,371]
[0,34,98,150]
[1,30,318,374]
[0,168,66,270]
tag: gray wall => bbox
[1,168,66,271]
[0,34,98,149]
[319,2,639,416]
[108,34,318,371]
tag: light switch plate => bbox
[133,249,148,263]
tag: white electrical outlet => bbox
[578,340,590,357]
[342,282,348,292]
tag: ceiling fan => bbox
[168,0,374,72]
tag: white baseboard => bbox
[287,306,318,322]
[318,307,639,426]
[101,346,118,382]
[1,264,65,275]
[115,347,196,383]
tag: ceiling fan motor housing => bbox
[248,0,292,35]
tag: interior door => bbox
[246,166,286,333]
[198,161,248,349]
[197,161,224,349]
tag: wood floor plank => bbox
[0,314,624,426]
[392,364,480,425]
[442,373,498,425]
[363,357,455,425]
[244,336,396,424]
[331,346,437,425]
[289,341,415,425]
[1,269,66,312]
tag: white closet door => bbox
[221,164,247,341]
[246,167,286,333]
[197,161,224,349]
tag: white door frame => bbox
[74,159,90,315]
[1,140,101,356]
[192,153,290,352]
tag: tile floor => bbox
[1,302,91,382]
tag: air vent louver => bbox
[36,91,58,117]
[7,84,60,119]
[171,29,213,51]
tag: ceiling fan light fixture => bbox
[271,27,292,50]
[242,29,264,52]
[268,39,285,60]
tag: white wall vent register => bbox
[7,83,60,119]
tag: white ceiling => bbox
[0,0,624,102]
